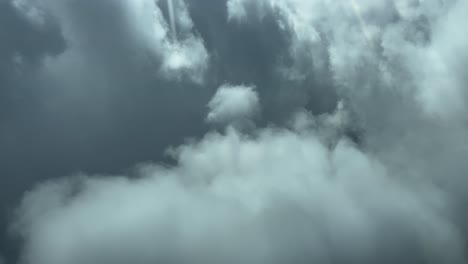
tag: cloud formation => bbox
[13,109,465,264]
[206,84,260,127]
[2,0,468,263]
[226,0,468,119]
[25,0,209,83]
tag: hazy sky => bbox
[1,0,468,263]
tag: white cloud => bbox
[225,0,468,177]
[227,0,270,22]
[226,0,248,21]
[289,101,352,147]
[206,84,260,127]
[412,0,468,118]
[226,0,468,120]
[13,115,465,264]
[160,36,209,84]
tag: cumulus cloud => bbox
[13,111,465,264]
[224,0,468,178]
[226,0,467,119]
[206,84,260,127]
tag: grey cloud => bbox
[0,0,65,120]
[0,1,66,258]
[25,0,209,85]
[0,1,212,260]
[0,0,212,179]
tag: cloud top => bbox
[207,84,260,127]
[13,121,465,264]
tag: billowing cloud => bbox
[224,0,468,186]
[226,0,468,119]
[410,0,468,118]
[13,108,466,264]
[206,84,260,127]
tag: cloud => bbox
[0,0,64,89]
[206,84,260,127]
[160,36,209,84]
[410,0,468,118]
[3,0,468,263]
[13,109,465,264]
[225,0,468,120]
[0,2,212,258]
[23,0,209,83]
[224,0,468,177]
[190,0,340,120]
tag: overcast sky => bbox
[1,0,468,263]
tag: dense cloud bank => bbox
[12,121,466,264]
[1,0,468,263]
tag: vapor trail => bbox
[167,0,177,41]
[349,0,372,45]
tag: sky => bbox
[0,0,468,263]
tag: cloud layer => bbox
[1,0,468,263]
[13,116,465,264]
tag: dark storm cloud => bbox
[0,0,65,72]
[1,0,339,235]
[0,0,208,193]
[1,0,211,261]
[0,0,64,143]
[1,0,468,263]
[0,0,66,259]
